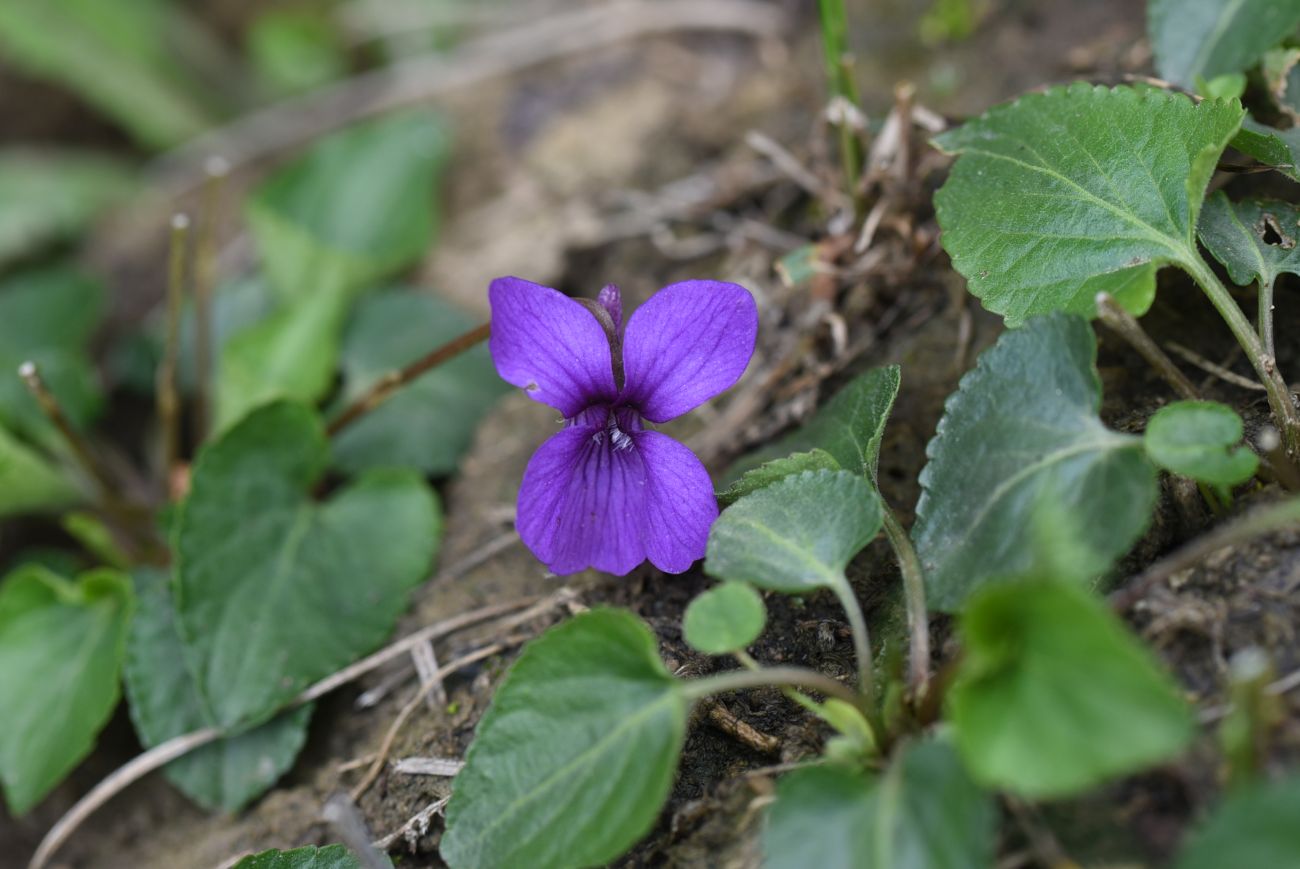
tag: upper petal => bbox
[620,280,757,422]
[489,277,617,417]
[635,431,718,574]
[516,424,648,576]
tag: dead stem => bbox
[350,637,525,800]
[26,594,552,869]
[1095,292,1199,401]
[326,322,491,438]
[19,362,119,504]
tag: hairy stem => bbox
[683,665,865,716]
[832,578,876,713]
[1185,256,1300,455]
[1111,495,1300,611]
[880,504,930,698]
[1260,275,1276,360]
[326,322,490,437]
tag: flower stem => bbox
[192,158,228,448]
[682,665,865,715]
[880,504,930,698]
[158,214,189,494]
[326,321,491,438]
[1185,255,1300,455]
[832,578,876,712]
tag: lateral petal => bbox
[620,280,757,423]
[489,277,617,417]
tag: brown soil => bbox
[16,1,1298,868]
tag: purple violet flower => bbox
[489,276,758,576]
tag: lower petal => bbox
[635,431,718,574]
[516,426,648,576]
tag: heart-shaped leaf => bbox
[0,565,132,814]
[214,286,350,432]
[247,112,450,304]
[705,469,882,594]
[176,400,440,729]
[683,581,767,655]
[331,290,506,475]
[933,84,1243,324]
[1199,193,1300,288]
[912,314,1158,611]
[726,366,900,484]
[1144,400,1259,486]
[763,740,995,869]
[1148,0,1300,89]
[232,845,361,869]
[124,568,312,812]
[441,609,687,869]
[1176,775,1300,869]
[717,448,840,508]
[949,577,1193,798]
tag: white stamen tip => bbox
[171,213,190,231]
[17,361,35,378]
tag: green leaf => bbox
[1144,400,1259,486]
[214,287,350,433]
[248,10,346,97]
[912,314,1158,611]
[232,845,361,869]
[683,582,767,655]
[0,425,83,517]
[332,290,506,474]
[726,366,900,484]
[0,565,132,814]
[1231,118,1300,181]
[1176,775,1300,869]
[176,401,441,729]
[247,113,450,304]
[1148,0,1300,89]
[950,577,1193,798]
[717,448,841,508]
[0,150,135,269]
[1198,192,1300,289]
[763,740,996,869]
[705,469,882,594]
[124,568,312,812]
[0,266,103,444]
[441,609,687,869]
[933,84,1243,325]
[0,0,216,148]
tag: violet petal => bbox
[620,280,758,422]
[635,431,717,573]
[516,424,647,576]
[488,276,617,417]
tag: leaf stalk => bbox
[1185,256,1300,455]
[880,504,930,698]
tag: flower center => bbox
[567,405,643,452]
